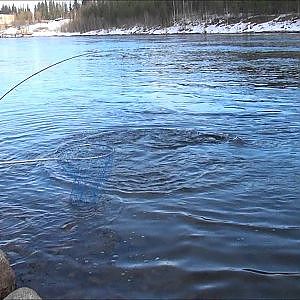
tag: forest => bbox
[0,0,71,25]
[0,0,299,31]
[67,0,300,33]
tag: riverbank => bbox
[0,15,299,38]
[82,15,300,36]
[0,249,41,300]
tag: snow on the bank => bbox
[83,17,300,36]
[1,16,299,37]
[29,19,70,36]
[2,27,18,35]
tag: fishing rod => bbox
[0,52,88,102]
[0,51,95,166]
[0,50,113,206]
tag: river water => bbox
[0,34,300,298]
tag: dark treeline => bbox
[66,0,300,33]
[0,4,32,26]
[0,4,30,15]
[1,0,299,30]
[33,1,70,21]
[0,1,75,24]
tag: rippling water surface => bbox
[0,34,300,299]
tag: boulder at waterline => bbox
[0,249,16,299]
[4,287,42,300]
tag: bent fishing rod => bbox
[0,52,89,102]
[0,51,93,166]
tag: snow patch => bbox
[29,19,70,36]
[82,17,300,36]
[1,16,299,37]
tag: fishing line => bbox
[0,51,113,203]
[0,153,113,166]
[0,52,89,166]
[0,52,88,102]
[0,50,112,167]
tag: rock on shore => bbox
[0,250,16,299]
[4,288,41,300]
[0,249,41,300]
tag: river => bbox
[0,34,300,298]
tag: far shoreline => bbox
[2,31,300,39]
[1,15,299,38]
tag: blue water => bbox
[0,34,300,299]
